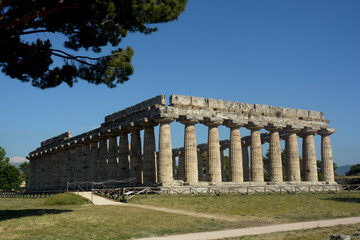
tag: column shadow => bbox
[0,209,73,221]
[323,197,360,204]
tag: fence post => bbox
[67,182,69,192]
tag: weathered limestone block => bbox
[157,118,174,185]
[143,126,157,184]
[105,95,166,122]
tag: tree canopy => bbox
[0,0,187,89]
[0,146,21,191]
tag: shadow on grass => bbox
[324,197,360,203]
[0,209,73,221]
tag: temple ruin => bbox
[26,94,336,191]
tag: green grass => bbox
[1,191,359,239]
[44,192,91,205]
[225,224,360,240]
[131,191,360,223]
[0,198,239,240]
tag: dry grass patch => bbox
[131,191,360,223]
[0,198,240,240]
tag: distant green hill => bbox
[336,165,352,176]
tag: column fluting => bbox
[246,124,264,182]
[301,129,318,182]
[157,118,174,185]
[183,121,198,185]
[319,128,336,182]
[204,120,222,184]
[285,129,301,182]
[130,129,142,184]
[143,125,157,184]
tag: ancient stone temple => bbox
[27,95,336,191]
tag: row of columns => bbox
[166,121,335,185]
[28,118,335,190]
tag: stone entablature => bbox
[27,94,336,191]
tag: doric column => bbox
[226,121,245,183]
[246,123,265,182]
[143,124,157,184]
[118,132,130,180]
[220,147,225,181]
[180,118,199,185]
[203,119,222,184]
[156,118,174,185]
[59,146,70,189]
[284,127,301,182]
[108,135,119,180]
[27,159,34,190]
[68,147,76,183]
[53,149,62,189]
[242,142,250,181]
[197,149,204,181]
[74,143,83,183]
[172,154,176,180]
[265,124,284,183]
[98,138,108,182]
[177,152,185,180]
[89,140,98,182]
[319,128,336,182]
[130,128,142,185]
[80,143,91,182]
[300,128,318,182]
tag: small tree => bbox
[19,161,29,186]
[346,164,360,184]
[0,147,22,191]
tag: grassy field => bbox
[0,191,359,239]
[0,197,239,240]
[131,191,360,223]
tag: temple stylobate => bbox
[27,95,336,191]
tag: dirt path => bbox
[135,217,360,240]
[77,192,260,224]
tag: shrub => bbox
[45,192,91,205]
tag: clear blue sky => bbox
[0,0,359,166]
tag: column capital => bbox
[139,118,159,128]
[265,123,286,132]
[283,125,302,133]
[299,127,319,137]
[178,116,199,125]
[318,128,336,136]
[202,117,223,126]
[155,117,174,124]
[224,119,247,128]
[245,121,265,130]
